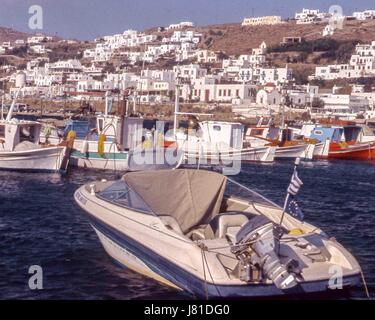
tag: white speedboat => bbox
[75,168,361,298]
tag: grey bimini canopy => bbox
[123,169,227,233]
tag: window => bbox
[98,181,153,214]
[228,89,231,96]
[0,125,4,138]
[218,89,222,96]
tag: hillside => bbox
[0,26,30,43]
[194,20,375,55]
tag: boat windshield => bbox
[97,181,154,215]
[225,178,280,209]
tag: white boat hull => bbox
[313,140,330,159]
[275,144,309,159]
[46,138,129,170]
[0,146,67,171]
[183,146,276,164]
[89,214,360,298]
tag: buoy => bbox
[98,134,106,157]
[67,130,76,142]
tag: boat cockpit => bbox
[0,120,42,151]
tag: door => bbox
[205,89,210,102]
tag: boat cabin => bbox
[245,126,296,144]
[309,124,375,144]
[199,121,244,149]
[343,125,375,143]
[309,127,343,143]
[64,115,144,151]
[0,120,41,151]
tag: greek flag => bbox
[287,170,303,196]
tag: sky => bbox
[0,0,374,40]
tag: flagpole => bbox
[278,157,301,229]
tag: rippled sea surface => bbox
[0,160,374,299]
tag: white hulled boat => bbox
[41,92,144,171]
[0,96,70,172]
[75,168,361,298]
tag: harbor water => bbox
[0,160,374,299]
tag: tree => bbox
[311,97,325,109]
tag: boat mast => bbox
[173,75,180,137]
[281,87,286,130]
[6,87,21,122]
[1,91,4,120]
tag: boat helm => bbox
[231,216,299,290]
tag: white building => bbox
[27,35,53,44]
[295,8,331,24]
[167,21,194,30]
[322,24,335,37]
[353,10,375,21]
[314,40,375,80]
[242,16,283,26]
[196,50,219,64]
[174,64,207,80]
[319,93,369,115]
[257,67,293,85]
[191,79,255,103]
[29,44,46,54]
[256,88,282,106]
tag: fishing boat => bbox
[244,125,315,160]
[168,120,276,164]
[0,96,71,172]
[309,124,375,160]
[164,84,275,164]
[75,168,361,298]
[41,92,144,171]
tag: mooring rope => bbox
[360,268,371,299]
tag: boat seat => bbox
[213,212,250,239]
[159,216,183,235]
[189,212,250,241]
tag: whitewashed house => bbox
[174,64,207,80]
[314,40,375,80]
[27,35,52,44]
[256,88,282,106]
[242,16,283,26]
[29,44,46,54]
[196,50,219,63]
[353,10,375,20]
[167,21,194,30]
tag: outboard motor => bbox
[231,216,298,290]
